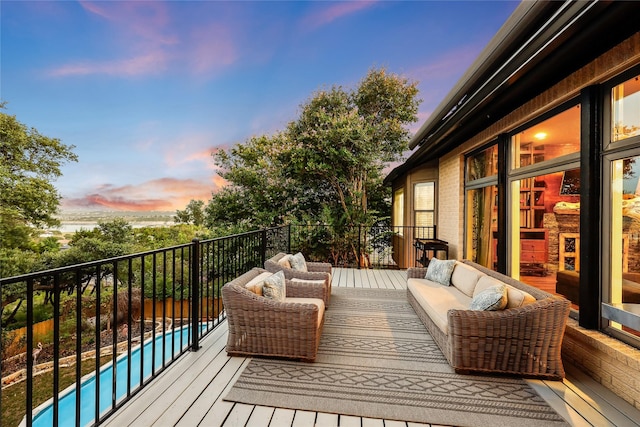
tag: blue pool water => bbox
[29,325,199,427]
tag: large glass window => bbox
[612,75,640,142]
[465,143,498,269]
[608,156,640,337]
[511,170,581,308]
[466,186,497,269]
[414,182,434,238]
[512,105,581,169]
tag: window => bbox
[512,105,580,169]
[607,156,640,338]
[466,145,497,181]
[414,182,435,239]
[393,188,404,233]
[465,185,497,269]
[612,74,640,142]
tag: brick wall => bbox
[437,149,464,259]
[563,319,640,410]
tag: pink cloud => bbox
[188,25,238,75]
[48,52,169,77]
[48,1,240,79]
[301,1,378,30]
[63,177,223,212]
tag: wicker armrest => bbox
[307,262,332,274]
[447,297,570,379]
[407,267,428,279]
[286,279,326,301]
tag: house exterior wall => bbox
[397,32,640,407]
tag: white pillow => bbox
[263,271,286,301]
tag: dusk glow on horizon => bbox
[2,1,518,212]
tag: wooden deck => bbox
[102,268,640,427]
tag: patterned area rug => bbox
[224,288,568,427]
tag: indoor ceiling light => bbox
[534,132,547,140]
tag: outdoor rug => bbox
[224,287,568,427]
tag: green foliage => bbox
[174,199,206,226]
[205,67,420,259]
[0,105,77,250]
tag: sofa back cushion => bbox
[473,275,536,308]
[451,262,486,297]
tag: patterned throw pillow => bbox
[289,252,308,272]
[470,284,508,311]
[425,258,457,286]
[263,271,286,301]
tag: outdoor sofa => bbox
[264,252,332,307]
[407,260,570,380]
[222,267,325,362]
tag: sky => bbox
[1,0,519,213]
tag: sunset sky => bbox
[2,1,518,212]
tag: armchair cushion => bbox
[244,271,272,296]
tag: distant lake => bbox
[45,211,177,235]
[52,221,172,234]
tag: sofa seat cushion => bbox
[451,261,487,297]
[407,278,471,334]
[284,298,325,325]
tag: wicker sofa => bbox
[222,268,326,362]
[407,260,570,380]
[264,252,332,307]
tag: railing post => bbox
[357,225,362,270]
[261,228,267,267]
[191,238,200,351]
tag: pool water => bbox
[28,326,197,427]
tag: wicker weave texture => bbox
[264,253,332,306]
[406,261,570,380]
[222,268,325,362]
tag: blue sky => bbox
[1,0,518,212]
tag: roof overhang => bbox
[385,0,640,184]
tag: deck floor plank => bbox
[269,408,296,426]
[315,412,339,426]
[98,268,640,427]
[193,357,251,427]
[245,405,275,427]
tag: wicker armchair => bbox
[222,268,325,362]
[264,253,332,307]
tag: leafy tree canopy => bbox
[0,104,78,250]
[206,68,420,230]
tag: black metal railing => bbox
[0,223,433,427]
[0,226,290,427]
[290,224,436,268]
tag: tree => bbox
[0,105,78,250]
[174,199,206,226]
[205,67,420,251]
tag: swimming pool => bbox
[26,325,198,427]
